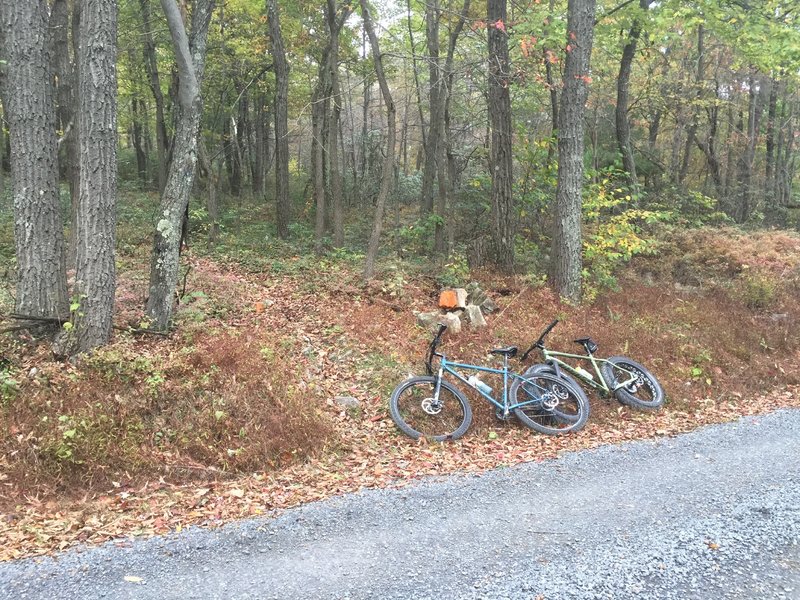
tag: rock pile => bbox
[415,282,496,333]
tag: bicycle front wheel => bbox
[389,376,472,441]
[601,356,664,411]
[510,370,589,435]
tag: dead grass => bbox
[0,226,799,559]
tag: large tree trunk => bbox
[361,0,396,281]
[267,0,290,239]
[1,0,69,320]
[552,0,596,303]
[487,0,515,271]
[615,0,651,196]
[139,0,169,192]
[145,0,215,332]
[70,0,118,354]
[49,0,80,271]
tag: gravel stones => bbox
[2,409,799,600]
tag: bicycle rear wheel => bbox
[389,376,472,441]
[510,370,589,435]
[601,356,664,411]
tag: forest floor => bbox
[1,197,800,561]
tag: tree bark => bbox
[331,77,345,248]
[267,0,290,239]
[1,0,69,321]
[434,0,469,257]
[253,92,266,196]
[678,25,704,185]
[420,0,442,216]
[145,0,215,331]
[139,0,169,192]
[131,98,148,185]
[70,0,118,353]
[615,0,651,196]
[552,0,596,303]
[49,0,80,270]
[487,0,515,271]
[735,72,761,223]
[764,77,778,199]
[361,0,395,281]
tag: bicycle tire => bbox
[510,369,589,435]
[600,356,664,411]
[389,376,472,441]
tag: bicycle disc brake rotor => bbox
[552,383,570,400]
[421,397,443,415]
[541,390,560,411]
[625,370,645,393]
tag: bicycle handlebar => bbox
[520,319,559,361]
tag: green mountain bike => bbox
[389,324,590,441]
[519,320,665,411]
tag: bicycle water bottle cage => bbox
[574,337,598,354]
[490,346,518,357]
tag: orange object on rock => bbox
[254,301,266,313]
[439,290,458,309]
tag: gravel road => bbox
[2,409,799,600]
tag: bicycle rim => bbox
[392,380,469,440]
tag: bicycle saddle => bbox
[574,337,598,353]
[490,346,518,357]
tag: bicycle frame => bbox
[433,353,544,414]
[541,348,639,395]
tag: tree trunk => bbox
[678,25,704,186]
[552,0,596,303]
[420,0,442,216]
[361,0,395,281]
[406,0,427,154]
[70,0,118,354]
[267,0,290,239]
[615,0,651,196]
[198,141,219,245]
[487,0,515,271]
[735,72,761,223]
[544,0,558,163]
[139,0,169,192]
[132,98,148,185]
[49,0,80,270]
[313,0,351,254]
[331,77,345,248]
[253,92,266,196]
[764,77,778,199]
[433,0,469,257]
[145,0,215,332]
[1,0,69,320]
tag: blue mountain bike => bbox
[389,325,590,441]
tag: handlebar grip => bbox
[542,319,559,336]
